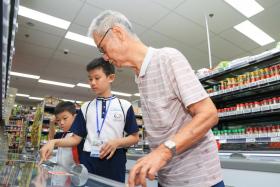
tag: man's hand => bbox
[39,140,56,164]
[128,145,172,187]
[99,139,119,160]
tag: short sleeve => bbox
[124,106,139,135]
[69,109,87,138]
[165,48,208,107]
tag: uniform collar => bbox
[96,95,116,101]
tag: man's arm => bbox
[40,134,82,163]
[128,97,218,187]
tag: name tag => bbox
[90,139,104,158]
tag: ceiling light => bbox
[224,0,264,18]
[10,71,40,79]
[65,32,96,46]
[62,99,75,103]
[29,96,44,100]
[134,93,140,97]
[77,83,90,88]
[38,79,75,88]
[16,93,30,97]
[234,20,275,46]
[112,91,132,97]
[18,6,70,29]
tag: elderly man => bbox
[88,10,224,187]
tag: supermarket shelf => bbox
[210,78,280,103]
[5,125,23,127]
[5,130,22,132]
[219,109,280,123]
[217,136,280,144]
[199,51,280,82]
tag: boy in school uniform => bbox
[51,101,81,169]
[40,57,139,182]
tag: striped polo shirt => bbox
[136,47,222,187]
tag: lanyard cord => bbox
[96,98,112,137]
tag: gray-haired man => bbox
[88,10,224,187]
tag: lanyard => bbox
[96,98,112,137]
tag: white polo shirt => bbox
[70,95,139,152]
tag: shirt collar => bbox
[139,47,154,77]
[135,47,154,84]
[96,95,116,101]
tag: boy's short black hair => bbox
[86,57,115,76]
[54,101,76,115]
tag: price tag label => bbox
[271,137,280,142]
[219,139,226,144]
[246,138,256,143]
[271,104,279,110]
[261,106,270,111]
[250,82,257,87]
[252,107,261,113]
[268,133,277,137]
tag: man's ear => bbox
[108,74,115,83]
[112,26,125,41]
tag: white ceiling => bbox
[10,0,280,105]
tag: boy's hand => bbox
[99,139,119,160]
[39,140,55,163]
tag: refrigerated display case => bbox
[0,154,125,187]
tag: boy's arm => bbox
[40,109,87,163]
[100,132,139,159]
[40,134,82,163]
[100,104,140,159]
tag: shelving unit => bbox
[130,100,149,153]
[199,48,280,152]
[4,118,25,153]
[1,0,19,120]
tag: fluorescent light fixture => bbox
[112,91,132,97]
[16,93,30,97]
[77,83,90,88]
[38,79,75,88]
[18,6,70,29]
[224,0,264,18]
[29,96,44,101]
[234,20,275,46]
[62,99,75,103]
[65,32,96,46]
[10,71,40,79]
[134,93,140,97]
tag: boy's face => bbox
[88,68,115,96]
[56,111,75,132]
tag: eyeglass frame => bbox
[97,28,112,54]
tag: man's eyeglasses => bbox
[97,28,112,54]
